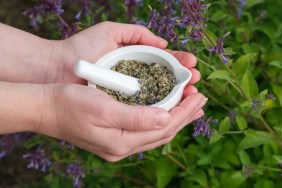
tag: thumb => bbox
[111,103,170,131]
[109,22,168,49]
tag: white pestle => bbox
[73,59,141,96]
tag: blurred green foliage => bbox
[1,0,282,187]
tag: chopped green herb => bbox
[97,60,176,105]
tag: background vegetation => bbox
[1,0,282,187]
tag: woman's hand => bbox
[61,22,201,87]
[37,84,207,162]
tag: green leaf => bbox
[210,10,227,22]
[262,51,282,63]
[156,157,177,188]
[273,155,282,163]
[241,70,259,98]
[210,131,223,144]
[254,180,275,188]
[219,117,230,132]
[232,53,257,77]
[272,85,282,106]
[220,171,246,188]
[188,170,208,187]
[238,150,251,165]
[246,0,264,9]
[236,115,248,130]
[161,143,172,155]
[207,70,234,82]
[224,47,237,56]
[238,130,273,150]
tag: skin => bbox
[0,21,206,161]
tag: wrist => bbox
[0,23,64,83]
[0,82,48,134]
[33,83,61,138]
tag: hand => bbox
[38,84,207,162]
[60,21,201,87]
[165,49,201,98]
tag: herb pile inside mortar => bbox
[97,60,176,105]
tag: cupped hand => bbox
[61,21,200,88]
[39,84,207,162]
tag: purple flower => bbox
[251,99,261,111]
[23,147,51,172]
[189,29,204,41]
[239,0,246,8]
[42,0,64,15]
[148,10,178,42]
[146,0,210,50]
[137,152,144,160]
[180,38,189,51]
[23,6,44,27]
[23,0,63,27]
[66,162,85,187]
[0,135,15,158]
[267,93,276,100]
[237,0,246,17]
[208,32,231,63]
[242,165,253,177]
[124,0,143,22]
[193,116,217,137]
[59,22,81,39]
[75,0,93,20]
[181,0,208,28]
[0,133,33,158]
[124,0,142,6]
[60,140,75,149]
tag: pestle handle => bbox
[73,59,141,96]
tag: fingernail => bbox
[155,111,170,126]
[157,36,168,46]
[201,98,208,106]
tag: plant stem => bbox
[259,115,282,150]
[255,165,281,172]
[115,172,150,186]
[109,161,143,168]
[197,57,217,70]
[223,131,245,135]
[224,64,248,99]
[205,90,231,111]
[56,14,69,27]
[167,154,187,171]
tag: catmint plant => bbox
[2,0,282,187]
[193,116,218,137]
[23,146,52,172]
[66,161,85,187]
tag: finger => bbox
[165,49,197,68]
[118,93,207,151]
[124,110,205,157]
[85,94,207,160]
[110,22,168,49]
[94,109,205,162]
[189,68,201,84]
[182,85,198,99]
[175,109,205,134]
[189,109,205,123]
[111,103,171,131]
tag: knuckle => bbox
[163,127,175,138]
[158,136,174,148]
[107,142,130,156]
[103,155,122,162]
[136,24,147,31]
[133,108,146,130]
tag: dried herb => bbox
[97,60,176,105]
